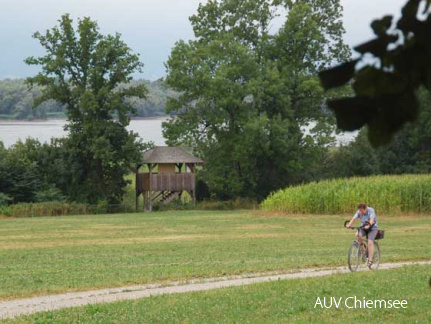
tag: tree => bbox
[319,0,431,147]
[375,87,431,173]
[25,15,147,203]
[0,140,45,204]
[321,87,431,178]
[322,130,380,178]
[164,0,350,200]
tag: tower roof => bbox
[141,146,204,164]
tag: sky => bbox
[0,0,407,80]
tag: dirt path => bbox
[1,260,430,320]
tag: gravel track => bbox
[1,260,430,320]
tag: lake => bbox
[0,117,356,148]
[0,117,168,148]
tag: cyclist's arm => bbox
[368,210,376,227]
[347,212,359,228]
[346,218,355,228]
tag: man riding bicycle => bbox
[346,203,379,269]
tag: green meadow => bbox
[0,211,430,300]
[5,265,431,323]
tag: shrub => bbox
[196,179,211,202]
[197,198,258,210]
[152,199,195,212]
[0,201,106,217]
[34,187,66,202]
[93,200,109,214]
[0,193,12,207]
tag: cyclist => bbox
[346,203,379,269]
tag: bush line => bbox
[0,201,109,217]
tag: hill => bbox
[0,78,176,120]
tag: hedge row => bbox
[0,201,108,217]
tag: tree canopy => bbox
[25,14,148,203]
[164,0,350,200]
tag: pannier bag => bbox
[375,229,385,240]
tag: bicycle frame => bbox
[344,221,381,271]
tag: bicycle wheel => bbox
[348,241,360,272]
[368,241,380,270]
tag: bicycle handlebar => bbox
[344,220,362,230]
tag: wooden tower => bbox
[135,146,204,211]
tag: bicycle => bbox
[344,221,384,272]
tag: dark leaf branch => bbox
[319,0,431,147]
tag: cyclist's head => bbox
[357,203,367,215]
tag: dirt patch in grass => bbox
[0,234,219,250]
[0,231,100,240]
[388,224,431,233]
[90,224,139,230]
[251,211,331,220]
[0,232,298,251]
[238,224,284,230]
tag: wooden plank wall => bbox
[137,173,195,193]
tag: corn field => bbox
[261,174,431,215]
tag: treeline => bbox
[0,139,66,206]
[195,88,431,202]
[0,78,176,120]
[2,87,428,208]
[0,136,149,211]
[0,136,130,215]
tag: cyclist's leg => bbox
[367,230,378,262]
[356,229,364,246]
[368,238,374,260]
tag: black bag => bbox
[361,221,371,233]
[375,229,385,240]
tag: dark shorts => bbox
[359,228,378,241]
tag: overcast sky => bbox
[0,0,407,80]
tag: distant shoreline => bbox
[0,115,171,122]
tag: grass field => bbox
[0,211,430,301]
[5,265,431,323]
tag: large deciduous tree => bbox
[25,14,147,203]
[164,0,350,200]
